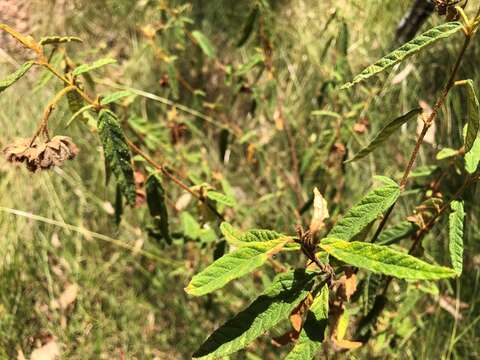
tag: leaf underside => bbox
[449,200,464,275]
[146,173,171,244]
[320,238,457,280]
[341,22,462,89]
[346,108,421,163]
[193,270,316,359]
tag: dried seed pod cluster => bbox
[3,135,78,172]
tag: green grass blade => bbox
[72,57,117,76]
[192,30,216,58]
[328,177,400,241]
[285,285,329,360]
[346,108,421,163]
[320,238,457,280]
[449,200,465,275]
[192,270,316,359]
[341,22,462,89]
[185,238,291,296]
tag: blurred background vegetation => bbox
[0,0,479,358]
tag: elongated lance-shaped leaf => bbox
[193,269,316,359]
[72,57,117,76]
[39,36,82,45]
[237,6,259,47]
[377,221,418,245]
[185,238,291,296]
[460,80,480,153]
[239,229,284,243]
[341,22,462,89]
[0,62,33,93]
[206,191,236,207]
[97,110,136,206]
[328,177,400,241]
[464,123,480,173]
[320,238,457,280]
[285,285,329,360]
[449,200,464,275]
[192,30,216,58]
[346,109,421,163]
[100,90,135,105]
[146,173,171,244]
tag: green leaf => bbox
[237,6,259,47]
[341,22,462,89]
[146,173,171,244]
[346,109,421,163]
[97,109,136,206]
[182,212,202,240]
[220,222,242,245]
[39,35,82,45]
[459,80,480,153]
[328,177,400,241]
[436,147,459,160]
[100,90,135,105]
[377,221,417,245]
[66,87,84,115]
[192,30,216,58]
[465,136,480,173]
[285,285,329,360]
[236,53,264,76]
[166,62,179,100]
[206,191,236,207]
[449,200,464,275]
[320,238,457,280]
[192,270,316,359]
[66,105,94,127]
[185,238,291,296]
[0,62,33,93]
[72,57,117,76]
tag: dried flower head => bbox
[3,135,79,172]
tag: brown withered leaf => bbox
[290,292,314,332]
[309,187,329,237]
[271,330,300,347]
[337,269,357,302]
[3,136,78,172]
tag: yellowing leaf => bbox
[185,238,291,296]
[342,22,462,89]
[309,187,329,235]
[39,36,82,46]
[449,200,464,275]
[320,238,457,280]
[193,270,316,359]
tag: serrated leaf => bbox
[461,80,480,153]
[0,62,33,93]
[449,200,464,275]
[328,178,400,241]
[346,109,421,163]
[146,173,171,244]
[206,191,236,207]
[185,238,291,296]
[39,35,82,45]
[192,30,216,58]
[377,221,417,245]
[97,109,136,206]
[220,222,242,245]
[239,229,284,242]
[192,270,316,359]
[285,285,329,360]
[72,57,117,76]
[237,6,259,47]
[436,147,458,160]
[100,90,135,105]
[320,238,457,280]
[342,22,462,89]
